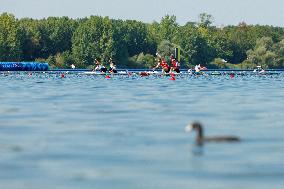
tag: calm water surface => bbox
[0,73,284,189]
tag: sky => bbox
[1,0,284,26]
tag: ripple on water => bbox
[0,72,284,189]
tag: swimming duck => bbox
[185,122,240,145]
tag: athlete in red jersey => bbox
[153,58,170,73]
[170,54,180,73]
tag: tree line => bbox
[1,12,284,69]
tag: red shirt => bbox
[170,58,179,67]
[161,60,169,69]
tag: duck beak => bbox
[185,124,193,133]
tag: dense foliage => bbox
[1,12,284,69]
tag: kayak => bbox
[79,71,128,75]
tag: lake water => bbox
[0,72,284,189]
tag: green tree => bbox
[177,24,215,67]
[111,19,156,68]
[224,22,256,63]
[198,13,214,28]
[38,17,77,58]
[157,40,176,61]
[148,15,178,44]
[2,12,284,69]
[72,16,115,67]
[18,18,42,60]
[0,13,22,61]
[19,16,78,60]
[46,51,75,69]
[273,39,284,67]
[121,20,155,56]
[211,28,233,62]
[159,15,179,42]
[246,37,277,68]
[136,53,156,68]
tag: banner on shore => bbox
[0,62,49,71]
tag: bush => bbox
[209,58,237,69]
[235,60,257,69]
[126,53,156,68]
[136,53,156,68]
[44,51,76,69]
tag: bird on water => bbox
[185,122,241,145]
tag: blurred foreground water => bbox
[0,72,284,189]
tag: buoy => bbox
[229,73,235,78]
[140,72,149,77]
[170,76,176,80]
[106,75,111,79]
[61,74,65,78]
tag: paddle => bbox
[153,52,162,72]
